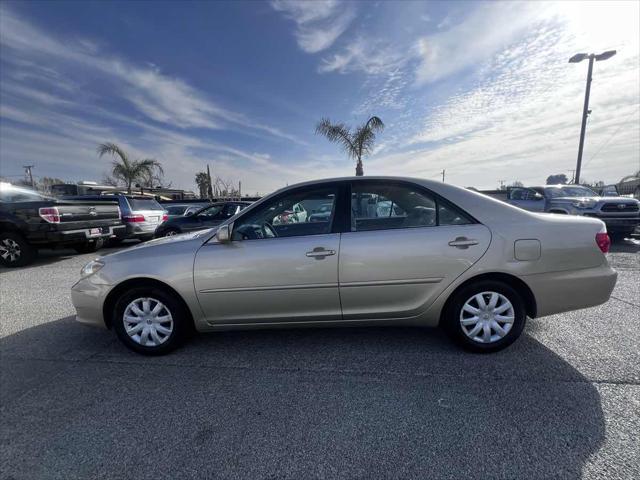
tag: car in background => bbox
[63,194,167,243]
[154,201,251,237]
[72,176,617,355]
[501,185,640,240]
[617,172,640,199]
[163,203,209,219]
[1,183,125,267]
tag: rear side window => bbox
[128,198,163,211]
[350,182,472,232]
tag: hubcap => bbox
[0,238,21,262]
[123,297,174,347]
[165,230,178,237]
[460,291,515,344]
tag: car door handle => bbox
[306,248,336,258]
[448,237,479,249]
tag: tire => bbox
[73,238,104,254]
[112,286,190,355]
[0,232,36,267]
[160,228,180,238]
[443,280,526,353]
[107,238,124,247]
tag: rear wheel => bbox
[443,280,526,353]
[112,286,190,355]
[0,232,36,267]
[73,238,104,254]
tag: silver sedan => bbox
[72,177,617,355]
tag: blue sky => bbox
[1,0,638,194]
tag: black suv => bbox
[0,183,125,267]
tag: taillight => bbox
[162,213,168,222]
[123,214,145,223]
[39,207,60,223]
[596,232,610,253]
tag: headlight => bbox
[571,200,597,209]
[80,259,104,277]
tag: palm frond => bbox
[315,118,357,158]
[97,142,130,168]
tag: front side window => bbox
[232,187,337,240]
[350,182,472,232]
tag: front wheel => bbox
[443,280,526,353]
[112,286,190,355]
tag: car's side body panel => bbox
[193,233,342,324]
[338,224,491,320]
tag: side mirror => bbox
[216,224,231,243]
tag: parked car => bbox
[501,185,640,239]
[154,201,251,237]
[0,183,125,267]
[163,203,209,219]
[616,171,640,199]
[72,176,617,355]
[63,194,167,243]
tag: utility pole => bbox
[568,170,576,183]
[23,165,35,188]
[441,169,446,182]
[569,50,616,184]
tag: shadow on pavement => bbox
[1,317,605,479]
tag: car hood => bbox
[99,229,213,261]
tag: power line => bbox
[583,107,640,169]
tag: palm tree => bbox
[195,172,209,199]
[97,142,163,194]
[315,116,384,176]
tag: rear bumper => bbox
[524,263,617,318]
[44,225,126,244]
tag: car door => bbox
[339,180,491,320]
[194,184,342,325]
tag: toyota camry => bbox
[72,177,617,355]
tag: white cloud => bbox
[0,6,300,143]
[271,0,355,53]
[414,3,541,85]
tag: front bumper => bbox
[71,276,112,329]
[582,214,639,232]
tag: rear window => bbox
[128,198,163,211]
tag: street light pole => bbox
[569,50,616,185]
[574,56,594,186]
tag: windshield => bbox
[165,205,188,215]
[546,186,598,198]
[0,184,52,202]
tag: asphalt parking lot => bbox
[1,240,639,479]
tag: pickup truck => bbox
[0,183,126,267]
[489,184,640,239]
